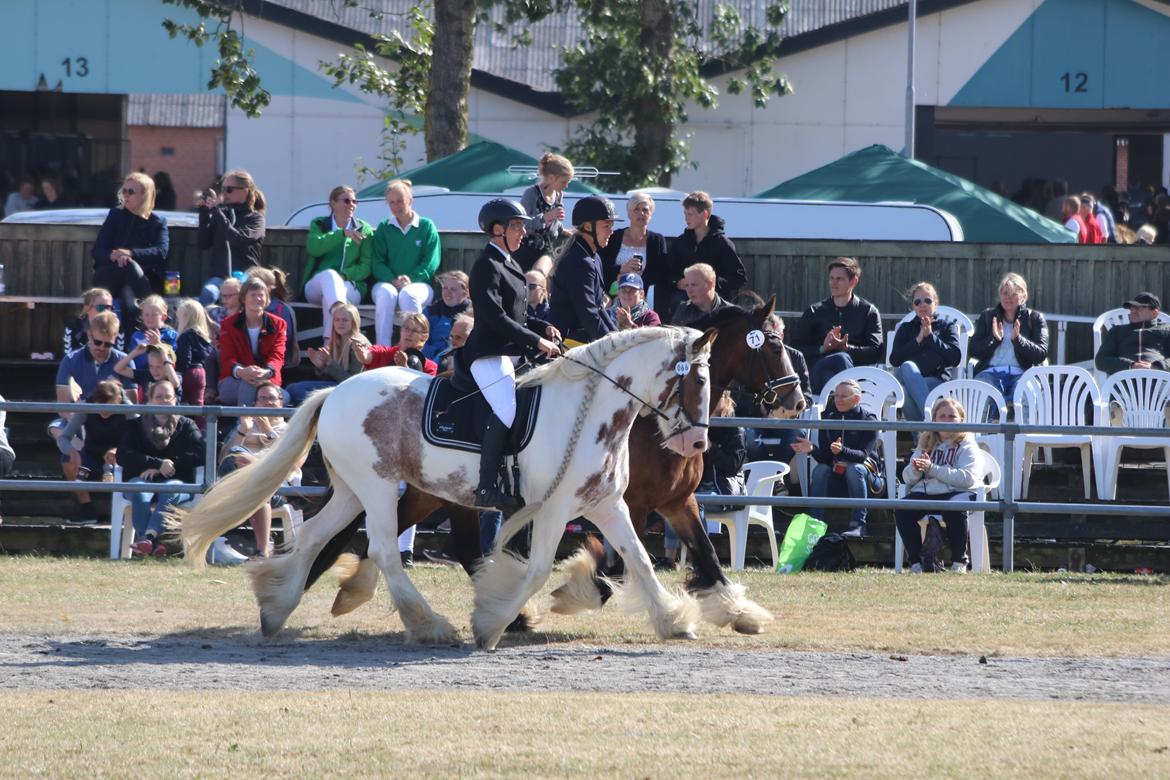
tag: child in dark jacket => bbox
[792,378,878,536]
[174,299,213,410]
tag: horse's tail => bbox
[172,388,333,567]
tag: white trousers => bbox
[471,355,517,428]
[372,281,433,346]
[304,269,360,339]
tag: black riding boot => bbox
[475,414,524,516]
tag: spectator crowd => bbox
[3,157,1169,576]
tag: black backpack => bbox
[803,533,857,572]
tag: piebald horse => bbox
[175,326,714,650]
[307,297,804,633]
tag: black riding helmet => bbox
[571,195,622,227]
[478,198,528,235]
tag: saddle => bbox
[421,368,542,455]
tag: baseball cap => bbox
[617,273,643,290]
[1123,292,1161,309]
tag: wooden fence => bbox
[2,222,1168,360]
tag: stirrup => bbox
[475,486,525,517]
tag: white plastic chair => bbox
[885,306,974,379]
[1012,366,1102,500]
[683,460,788,571]
[893,448,999,574]
[796,367,904,502]
[925,379,1008,496]
[1092,308,1170,384]
[1093,369,1170,501]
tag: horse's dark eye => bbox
[696,375,706,386]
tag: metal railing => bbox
[0,400,327,498]
[695,415,1170,572]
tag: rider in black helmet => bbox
[546,195,623,343]
[461,198,562,515]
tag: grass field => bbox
[3,690,1168,779]
[1,556,1167,656]
[3,556,1168,778]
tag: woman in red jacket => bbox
[218,276,287,406]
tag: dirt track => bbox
[2,632,1167,703]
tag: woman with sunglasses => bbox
[63,287,123,354]
[889,281,961,422]
[91,172,170,327]
[370,179,441,346]
[197,169,267,306]
[303,185,374,340]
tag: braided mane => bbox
[517,326,693,388]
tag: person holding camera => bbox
[791,378,878,537]
[598,191,669,315]
[196,170,267,306]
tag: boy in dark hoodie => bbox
[792,378,878,537]
[663,191,746,321]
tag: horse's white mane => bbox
[517,326,697,388]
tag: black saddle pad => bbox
[422,375,541,454]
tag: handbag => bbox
[776,513,828,573]
[863,452,885,496]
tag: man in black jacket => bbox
[663,191,746,321]
[789,257,884,394]
[1095,291,1170,376]
[547,196,620,343]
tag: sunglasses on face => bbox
[91,338,115,348]
[94,303,113,313]
[913,298,933,306]
[222,185,242,193]
[336,197,356,205]
[527,283,543,290]
[121,188,139,196]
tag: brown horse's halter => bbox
[716,330,801,413]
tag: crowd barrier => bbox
[6,399,1170,571]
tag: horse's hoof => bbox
[259,610,286,638]
[732,620,766,635]
[672,629,698,641]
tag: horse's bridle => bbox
[559,350,711,437]
[716,330,801,413]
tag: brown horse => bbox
[304,296,805,633]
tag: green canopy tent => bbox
[357,141,601,198]
[753,145,1075,244]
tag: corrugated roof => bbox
[262,0,909,93]
[128,93,225,128]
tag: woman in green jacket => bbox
[303,185,374,339]
[370,179,442,345]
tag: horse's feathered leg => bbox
[471,499,566,650]
[586,498,699,640]
[248,476,363,637]
[362,485,457,645]
[661,495,773,635]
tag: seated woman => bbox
[218,277,287,406]
[355,313,438,376]
[791,379,878,538]
[370,179,442,346]
[303,185,374,340]
[423,271,472,361]
[286,303,369,405]
[248,266,300,369]
[890,282,961,421]
[895,396,982,573]
[63,287,122,354]
[91,172,169,329]
[217,381,303,558]
[117,378,203,557]
[970,273,1048,401]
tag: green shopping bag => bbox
[775,513,828,573]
